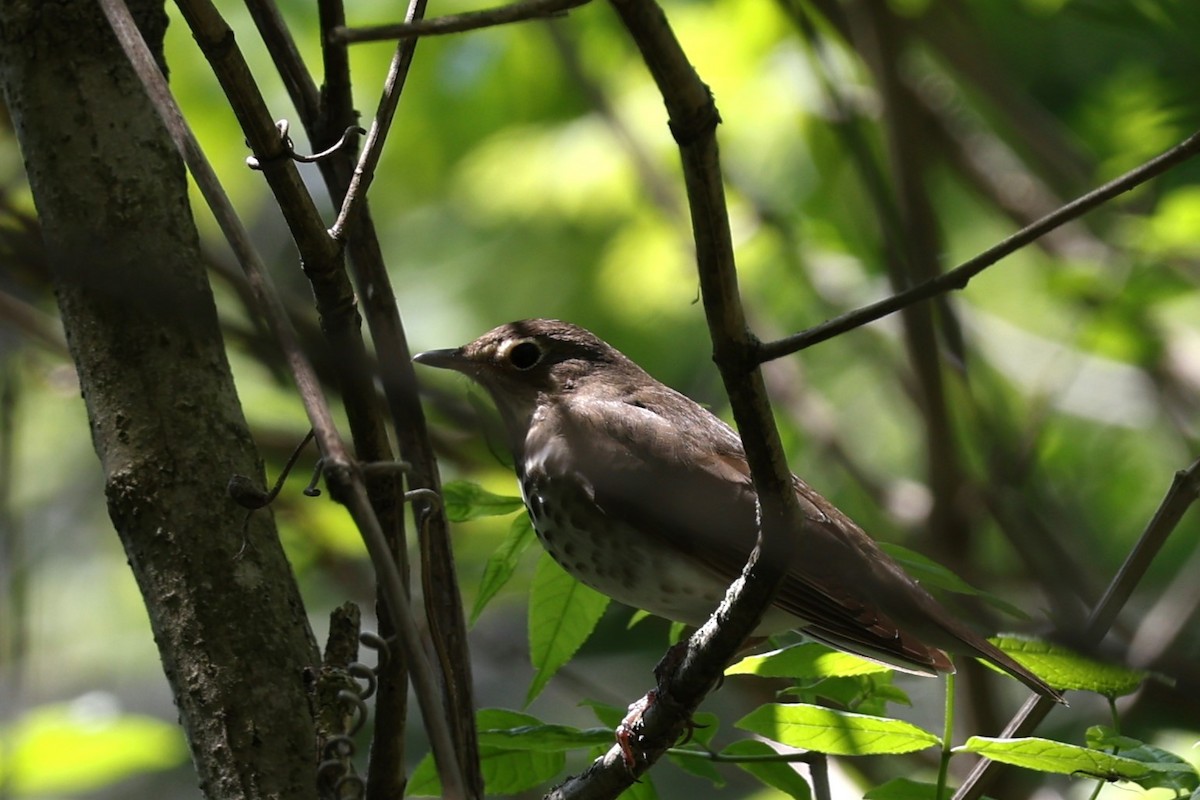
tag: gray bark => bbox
[0,2,322,797]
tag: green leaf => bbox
[956,736,1199,789]
[864,777,978,800]
[476,723,614,751]
[525,553,610,704]
[781,674,912,716]
[987,636,1147,696]
[580,699,627,730]
[879,543,1029,620]
[0,703,187,794]
[471,513,539,624]
[616,765,659,800]
[442,480,525,522]
[686,711,721,748]
[668,746,725,786]
[666,712,723,784]
[736,703,940,755]
[1083,727,1199,793]
[727,642,889,679]
[719,739,813,799]
[408,709,567,796]
[627,608,653,628]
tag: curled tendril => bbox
[247,120,366,169]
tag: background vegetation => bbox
[2,0,1199,797]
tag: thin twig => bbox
[98,2,466,797]
[758,130,1200,362]
[329,0,591,45]
[952,457,1200,800]
[328,0,427,240]
[246,0,484,792]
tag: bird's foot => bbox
[615,690,655,771]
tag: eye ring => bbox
[507,340,543,370]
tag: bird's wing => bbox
[563,392,952,675]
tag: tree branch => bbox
[546,0,805,795]
[100,1,467,796]
[757,129,1200,362]
[328,0,591,45]
[953,456,1200,800]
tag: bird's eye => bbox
[507,340,542,370]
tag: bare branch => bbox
[329,0,591,45]
[758,129,1200,362]
[953,456,1200,800]
[246,0,484,791]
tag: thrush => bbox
[415,319,1063,702]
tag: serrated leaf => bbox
[408,709,566,797]
[471,513,538,624]
[957,736,1199,789]
[736,703,940,755]
[720,739,813,799]
[525,554,610,705]
[727,643,889,679]
[879,543,1030,620]
[988,636,1146,696]
[442,480,524,522]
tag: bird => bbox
[414,318,1063,702]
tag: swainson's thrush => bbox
[415,319,1062,702]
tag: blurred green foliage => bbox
[3,0,1200,796]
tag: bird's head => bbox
[414,319,639,445]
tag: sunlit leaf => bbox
[525,553,610,704]
[987,636,1146,696]
[956,736,1198,789]
[727,642,889,679]
[736,703,940,755]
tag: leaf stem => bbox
[937,671,956,799]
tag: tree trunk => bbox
[0,2,321,797]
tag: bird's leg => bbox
[615,689,655,771]
[616,639,719,768]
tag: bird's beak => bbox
[412,347,470,373]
